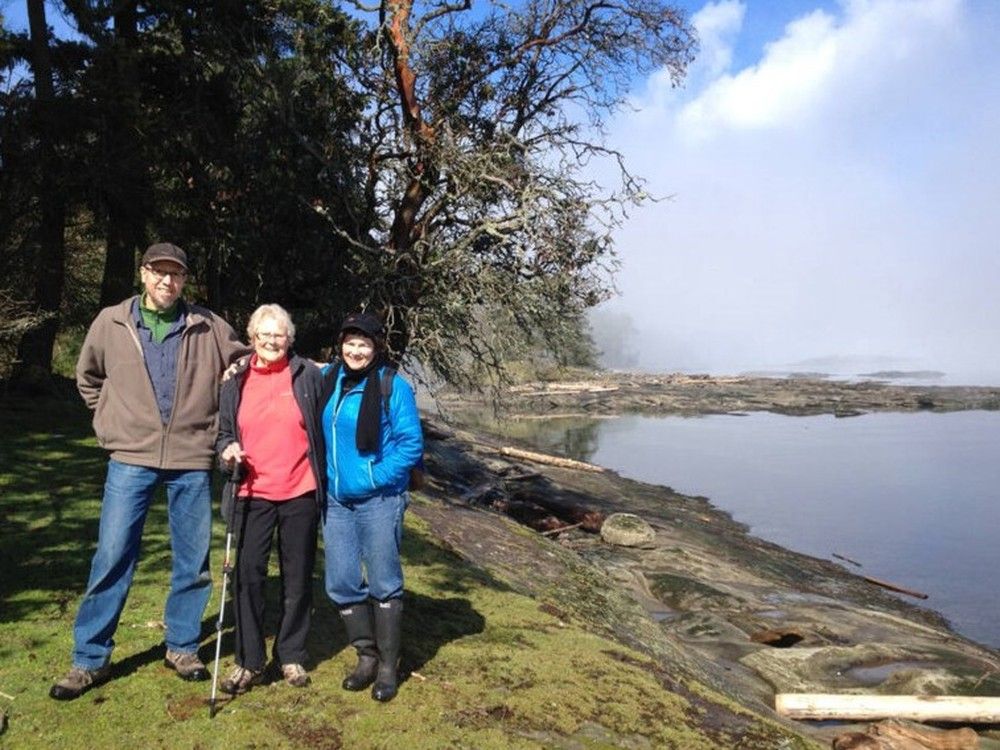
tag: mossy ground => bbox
[0,394,817,748]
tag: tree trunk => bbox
[13,0,67,389]
[381,0,438,357]
[98,1,145,308]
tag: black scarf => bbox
[337,355,384,454]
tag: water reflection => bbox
[452,410,603,463]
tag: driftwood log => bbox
[775,693,1000,723]
[862,575,929,600]
[499,446,606,473]
[833,552,863,567]
[541,522,584,536]
[832,719,979,750]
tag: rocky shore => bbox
[418,374,1000,748]
[437,372,1000,418]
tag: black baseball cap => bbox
[339,312,384,338]
[141,242,188,270]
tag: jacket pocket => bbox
[336,460,377,498]
[92,385,110,446]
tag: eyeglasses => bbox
[144,264,188,281]
[255,332,288,342]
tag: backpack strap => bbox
[380,366,396,416]
[319,357,342,410]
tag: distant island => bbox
[857,370,946,380]
[738,370,948,382]
[441,371,1000,417]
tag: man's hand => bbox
[221,442,245,468]
[221,356,249,382]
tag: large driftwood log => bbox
[862,575,929,599]
[832,719,979,750]
[499,446,606,473]
[775,693,1000,723]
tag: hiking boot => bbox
[49,665,111,701]
[281,663,310,688]
[164,650,209,682]
[220,665,263,695]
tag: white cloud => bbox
[675,0,963,140]
[690,1,746,80]
[679,9,838,136]
[597,0,1000,383]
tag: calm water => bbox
[499,410,1000,649]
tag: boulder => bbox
[600,513,656,547]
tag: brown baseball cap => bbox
[141,242,188,270]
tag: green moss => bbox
[609,514,648,531]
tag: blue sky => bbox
[676,0,841,70]
[592,0,1000,384]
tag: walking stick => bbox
[209,462,241,718]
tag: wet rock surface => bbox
[413,398,1000,746]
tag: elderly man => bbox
[50,243,248,700]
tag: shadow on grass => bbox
[0,394,223,627]
[3,393,490,690]
[303,536,489,680]
[197,575,485,692]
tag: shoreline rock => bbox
[415,403,1000,747]
[436,372,1000,417]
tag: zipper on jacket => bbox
[122,315,168,464]
[123,319,144,357]
[331,392,343,501]
[330,374,368,502]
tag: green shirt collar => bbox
[140,293,181,321]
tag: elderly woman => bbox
[319,312,423,702]
[215,304,325,694]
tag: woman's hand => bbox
[221,442,245,467]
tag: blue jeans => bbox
[322,492,406,605]
[72,460,213,669]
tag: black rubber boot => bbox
[340,602,379,691]
[371,598,403,702]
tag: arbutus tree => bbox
[329,0,697,387]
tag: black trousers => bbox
[232,494,318,670]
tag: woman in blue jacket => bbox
[319,312,423,702]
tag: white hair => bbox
[246,303,296,345]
